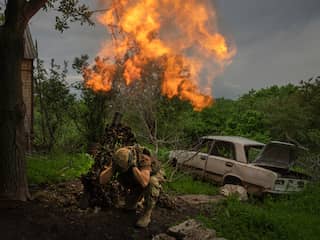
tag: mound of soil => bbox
[0,180,202,240]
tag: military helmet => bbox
[113,147,131,172]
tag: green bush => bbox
[27,152,93,184]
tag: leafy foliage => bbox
[166,81,320,152]
[44,0,94,32]
[34,59,77,151]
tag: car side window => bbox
[210,141,236,160]
[196,140,213,154]
[245,145,263,163]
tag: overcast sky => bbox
[27,0,320,99]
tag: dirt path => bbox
[0,181,209,240]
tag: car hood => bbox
[253,141,298,169]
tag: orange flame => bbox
[85,0,236,111]
[84,57,115,92]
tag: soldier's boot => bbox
[135,202,155,228]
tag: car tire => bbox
[223,176,242,186]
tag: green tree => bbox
[34,58,76,151]
[298,76,320,150]
[236,84,301,142]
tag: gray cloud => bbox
[216,0,320,45]
[30,9,106,63]
[215,4,320,97]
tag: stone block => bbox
[168,219,216,240]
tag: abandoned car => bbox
[169,136,310,194]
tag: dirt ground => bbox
[0,180,208,240]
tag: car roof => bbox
[202,136,265,146]
[269,141,295,147]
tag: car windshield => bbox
[245,145,264,163]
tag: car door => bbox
[205,140,237,182]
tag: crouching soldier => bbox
[99,145,164,228]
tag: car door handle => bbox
[200,155,207,160]
[225,162,233,167]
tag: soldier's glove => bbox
[128,153,137,168]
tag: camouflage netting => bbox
[79,112,176,210]
[80,114,137,209]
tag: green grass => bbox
[27,152,93,184]
[198,184,320,240]
[164,174,219,195]
[155,147,218,195]
[163,166,218,195]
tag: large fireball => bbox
[85,0,236,111]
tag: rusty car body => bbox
[169,136,310,194]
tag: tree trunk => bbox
[0,25,30,201]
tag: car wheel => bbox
[223,176,242,186]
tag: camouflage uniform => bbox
[115,145,164,227]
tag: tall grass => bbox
[164,173,219,195]
[162,163,218,195]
